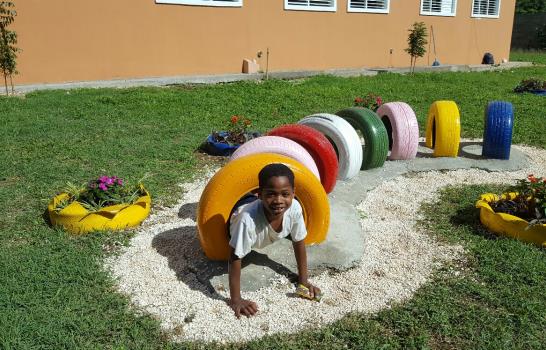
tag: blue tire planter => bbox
[482,101,514,160]
[201,132,240,156]
[530,90,546,96]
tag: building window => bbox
[472,0,500,18]
[420,0,457,16]
[348,0,389,13]
[285,0,337,12]
[155,0,242,7]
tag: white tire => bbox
[230,136,320,181]
[298,113,363,180]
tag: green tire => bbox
[335,107,389,170]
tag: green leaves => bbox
[405,22,428,73]
[0,1,18,95]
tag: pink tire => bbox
[376,102,419,160]
[229,136,321,181]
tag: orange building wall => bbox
[13,0,515,85]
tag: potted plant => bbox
[201,115,261,156]
[48,176,151,234]
[513,78,546,96]
[476,174,546,247]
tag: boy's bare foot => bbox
[229,298,258,318]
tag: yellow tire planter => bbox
[476,193,546,248]
[48,188,151,234]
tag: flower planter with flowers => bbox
[354,93,383,112]
[475,174,546,247]
[513,78,546,96]
[48,176,151,234]
[201,115,261,156]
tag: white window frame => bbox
[284,0,337,12]
[471,0,501,18]
[348,0,389,14]
[155,0,242,7]
[420,0,457,17]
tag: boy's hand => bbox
[298,281,322,301]
[229,298,258,318]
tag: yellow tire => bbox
[476,193,546,248]
[425,101,461,157]
[197,153,330,261]
[47,188,151,234]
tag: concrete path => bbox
[206,141,528,292]
[15,62,532,93]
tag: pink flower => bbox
[99,176,109,183]
[117,179,123,186]
[105,177,115,186]
[99,183,108,191]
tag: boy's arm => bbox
[292,239,321,299]
[228,247,258,318]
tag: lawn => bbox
[510,49,546,65]
[1,57,546,349]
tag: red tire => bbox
[268,124,338,193]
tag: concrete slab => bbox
[205,142,528,292]
[15,62,532,93]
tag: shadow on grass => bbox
[449,203,499,241]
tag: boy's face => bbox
[259,176,295,219]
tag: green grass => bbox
[510,50,546,65]
[1,62,546,348]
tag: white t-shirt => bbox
[229,199,307,259]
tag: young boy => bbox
[228,163,321,318]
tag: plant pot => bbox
[530,89,546,96]
[201,132,241,156]
[475,192,546,247]
[48,187,151,234]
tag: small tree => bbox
[405,22,428,74]
[0,1,18,95]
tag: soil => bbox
[490,196,536,221]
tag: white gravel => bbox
[105,144,546,344]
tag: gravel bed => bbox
[105,144,546,344]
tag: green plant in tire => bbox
[54,176,148,212]
[405,22,428,74]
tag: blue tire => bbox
[482,101,514,160]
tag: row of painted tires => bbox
[229,99,514,192]
[196,100,514,260]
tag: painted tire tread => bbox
[336,107,389,170]
[268,124,339,193]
